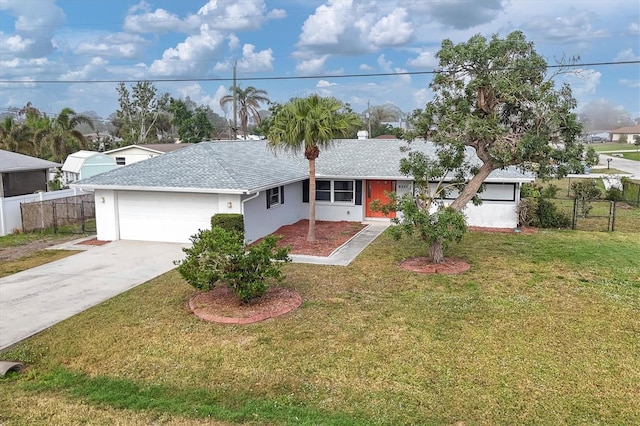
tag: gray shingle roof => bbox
[73,141,308,193]
[311,139,534,181]
[0,150,60,173]
[73,139,533,192]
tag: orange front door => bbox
[365,180,396,218]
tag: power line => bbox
[0,60,637,85]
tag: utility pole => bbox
[232,61,238,140]
[367,99,371,138]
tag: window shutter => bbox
[280,186,284,204]
[355,180,362,206]
[302,179,309,203]
[266,189,271,209]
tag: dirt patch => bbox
[0,235,80,262]
[189,286,302,324]
[254,220,367,257]
[469,226,539,234]
[400,257,471,274]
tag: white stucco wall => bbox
[315,203,364,222]
[242,181,306,243]
[95,189,232,243]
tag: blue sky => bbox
[1,0,639,124]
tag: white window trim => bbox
[266,186,282,209]
[316,179,356,204]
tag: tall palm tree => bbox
[44,108,94,163]
[220,86,269,139]
[267,94,360,242]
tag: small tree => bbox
[571,179,601,217]
[370,146,470,264]
[175,227,291,303]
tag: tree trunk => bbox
[449,161,495,212]
[429,238,445,264]
[307,158,317,242]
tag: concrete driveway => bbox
[0,240,186,351]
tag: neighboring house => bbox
[0,150,61,235]
[61,150,117,185]
[104,143,189,166]
[608,125,640,143]
[71,139,535,244]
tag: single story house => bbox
[71,139,534,244]
[608,125,640,143]
[104,143,189,166]
[0,150,60,197]
[61,150,117,185]
[0,150,61,236]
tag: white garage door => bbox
[117,191,218,243]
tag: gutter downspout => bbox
[240,191,260,215]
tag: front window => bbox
[316,180,355,203]
[266,186,284,209]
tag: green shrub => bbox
[211,213,245,237]
[175,227,291,303]
[536,199,571,228]
[605,187,624,201]
[541,183,560,199]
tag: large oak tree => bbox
[405,31,597,262]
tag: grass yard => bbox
[1,229,639,425]
[0,232,83,278]
[590,142,639,152]
[621,152,640,161]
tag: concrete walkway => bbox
[0,240,186,351]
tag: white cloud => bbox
[214,44,274,73]
[124,7,190,34]
[619,78,640,89]
[367,8,414,47]
[317,80,337,87]
[562,69,601,97]
[523,9,605,41]
[149,24,225,76]
[614,48,640,62]
[60,57,109,80]
[359,63,374,71]
[377,54,393,73]
[227,34,240,51]
[407,50,438,68]
[295,55,329,75]
[0,0,65,58]
[74,33,148,59]
[197,0,275,32]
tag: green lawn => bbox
[1,229,639,425]
[590,142,639,152]
[621,152,640,161]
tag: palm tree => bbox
[267,94,360,242]
[43,108,94,163]
[220,86,269,139]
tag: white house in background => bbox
[608,125,640,143]
[104,143,190,166]
[71,139,535,244]
[61,150,117,185]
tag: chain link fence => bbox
[20,194,96,234]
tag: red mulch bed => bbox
[189,286,302,324]
[76,238,110,246]
[255,220,366,257]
